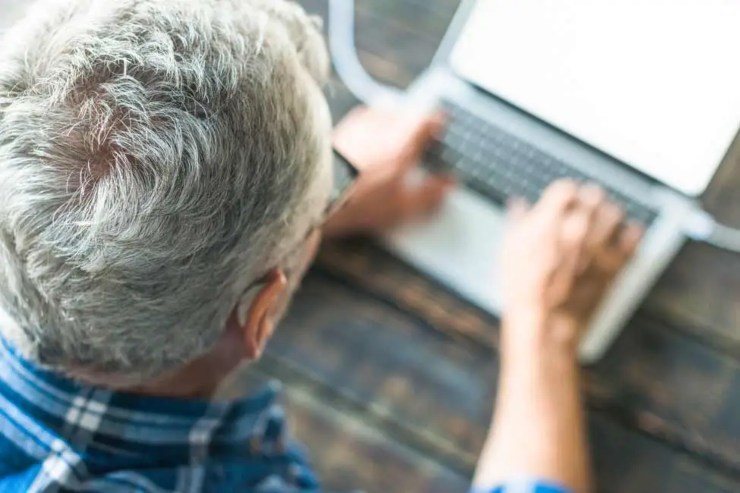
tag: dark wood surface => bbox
[273,1,740,492]
[2,1,738,492]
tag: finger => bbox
[578,183,606,214]
[559,201,593,274]
[426,111,447,140]
[574,183,611,243]
[506,196,530,222]
[400,175,455,219]
[599,221,643,272]
[532,179,579,220]
[399,111,448,170]
[590,201,625,249]
[617,222,644,259]
[576,183,605,248]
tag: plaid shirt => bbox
[0,335,568,493]
[475,482,569,493]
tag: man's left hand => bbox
[323,106,455,238]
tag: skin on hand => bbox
[501,180,643,353]
[323,106,455,238]
[475,180,643,493]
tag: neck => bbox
[127,358,232,399]
[124,328,246,399]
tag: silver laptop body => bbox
[383,0,738,362]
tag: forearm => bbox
[472,311,591,493]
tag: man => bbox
[0,1,641,492]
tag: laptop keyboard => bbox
[427,100,658,226]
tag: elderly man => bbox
[0,1,641,492]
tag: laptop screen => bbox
[450,0,740,196]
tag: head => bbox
[0,0,335,391]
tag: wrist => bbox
[501,306,583,363]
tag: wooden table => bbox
[259,2,740,492]
[2,1,738,491]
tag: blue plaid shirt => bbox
[0,335,568,493]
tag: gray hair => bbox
[0,0,330,383]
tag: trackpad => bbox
[383,188,506,315]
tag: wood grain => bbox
[220,366,469,493]
[296,0,740,484]
[2,0,738,491]
[267,269,740,492]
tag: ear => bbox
[233,269,288,360]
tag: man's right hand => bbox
[501,180,643,353]
[474,180,643,493]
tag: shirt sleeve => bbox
[469,479,572,493]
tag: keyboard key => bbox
[427,100,658,225]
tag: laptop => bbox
[384,0,740,362]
